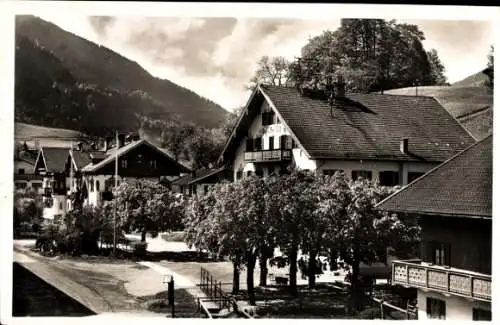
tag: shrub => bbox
[357,307,381,319]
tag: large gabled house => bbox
[34,135,190,219]
[376,135,492,321]
[34,147,72,219]
[219,77,476,185]
[14,143,43,193]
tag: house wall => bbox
[15,160,34,174]
[417,289,491,320]
[317,160,437,185]
[419,215,491,274]
[43,194,66,219]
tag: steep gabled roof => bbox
[34,147,70,173]
[81,139,190,173]
[70,150,93,170]
[376,135,492,218]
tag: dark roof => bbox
[37,147,70,173]
[171,167,227,186]
[376,135,492,218]
[258,85,475,162]
[82,139,190,173]
[71,150,93,170]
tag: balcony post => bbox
[446,271,450,294]
[470,276,474,298]
[406,265,409,284]
[425,268,429,289]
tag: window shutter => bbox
[255,137,262,151]
[440,300,446,319]
[279,135,285,149]
[426,298,432,317]
[269,137,274,150]
[444,243,451,267]
[285,136,293,149]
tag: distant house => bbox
[171,167,231,197]
[377,135,492,321]
[14,143,43,193]
[34,134,190,219]
[219,77,475,185]
[33,147,71,219]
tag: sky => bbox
[37,14,495,112]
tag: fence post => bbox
[380,300,384,319]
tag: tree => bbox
[486,45,494,88]
[113,179,183,242]
[427,49,448,85]
[290,19,443,93]
[184,127,226,170]
[248,56,291,90]
[317,176,421,311]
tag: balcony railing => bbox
[244,149,292,163]
[392,260,491,302]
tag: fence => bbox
[372,297,417,320]
[199,267,234,312]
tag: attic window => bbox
[121,159,128,168]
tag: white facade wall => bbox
[417,289,491,321]
[43,194,66,220]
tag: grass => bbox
[160,231,186,242]
[15,122,85,139]
[136,289,200,318]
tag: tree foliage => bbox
[286,19,447,92]
[248,56,292,90]
[113,179,184,241]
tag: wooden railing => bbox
[244,149,292,163]
[392,260,491,302]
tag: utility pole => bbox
[113,131,118,256]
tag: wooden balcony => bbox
[244,149,292,163]
[392,260,491,302]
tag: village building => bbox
[171,167,231,197]
[218,77,477,279]
[34,134,189,219]
[14,142,43,193]
[376,135,492,321]
[218,77,475,185]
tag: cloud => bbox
[36,15,494,111]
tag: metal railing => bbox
[244,149,292,163]
[392,260,491,302]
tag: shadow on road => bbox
[13,262,96,317]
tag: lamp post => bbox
[113,131,118,256]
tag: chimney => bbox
[103,138,109,152]
[400,138,409,154]
[333,74,345,98]
[118,134,125,148]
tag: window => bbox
[408,172,425,183]
[352,170,373,181]
[473,308,492,321]
[323,169,343,176]
[236,170,243,180]
[121,159,128,168]
[280,135,293,149]
[262,111,275,126]
[18,168,25,175]
[32,182,42,191]
[59,202,63,210]
[255,168,263,177]
[379,171,400,186]
[428,241,451,266]
[426,298,446,320]
[268,136,274,150]
[15,182,27,190]
[90,180,94,192]
[150,160,157,169]
[95,180,100,192]
[246,171,253,178]
[246,139,254,151]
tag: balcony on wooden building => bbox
[244,134,295,163]
[392,259,491,302]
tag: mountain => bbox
[383,76,493,140]
[15,15,228,137]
